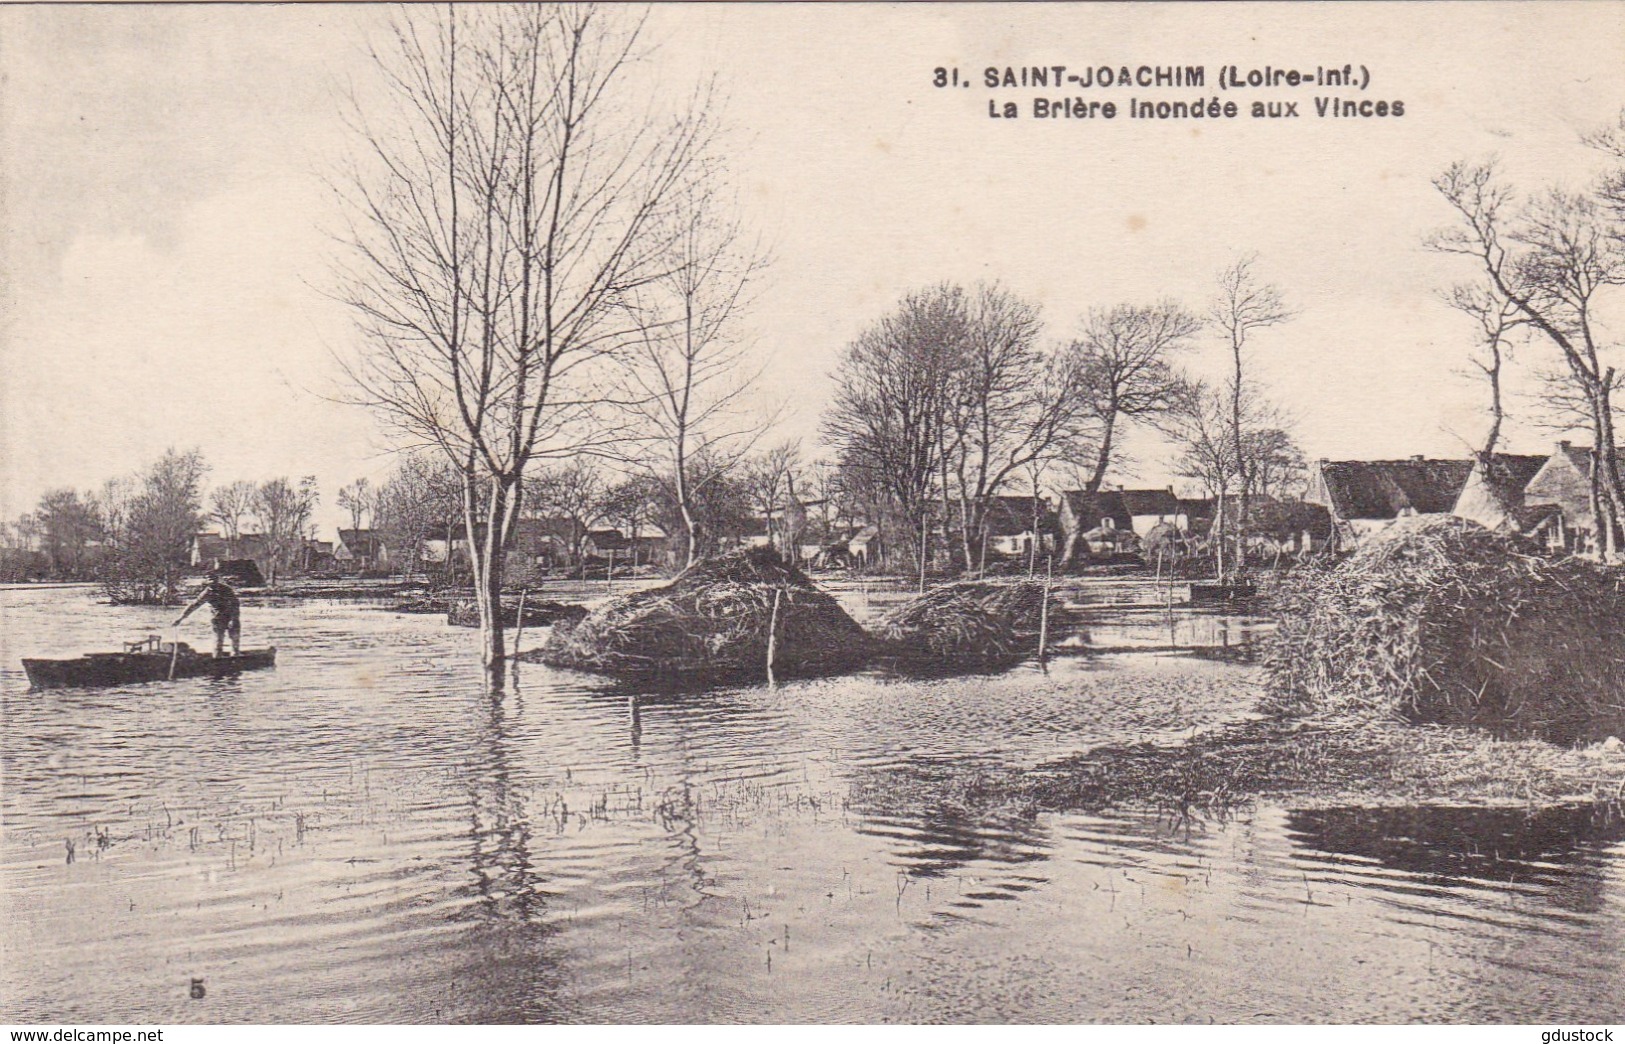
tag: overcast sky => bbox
[3,2,1624,532]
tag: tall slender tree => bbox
[1210,256,1294,580]
[617,171,769,569]
[334,5,712,688]
[1440,282,1524,459]
[1069,302,1201,495]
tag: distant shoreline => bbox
[0,582,97,593]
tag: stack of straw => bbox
[876,579,1050,670]
[541,546,873,680]
[1265,515,1625,746]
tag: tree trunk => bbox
[467,474,519,692]
[680,499,699,571]
[917,514,929,594]
[1593,375,1624,560]
[1086,412,1117,495]
[1230,344,1247,584]
[1482,355,1504,459]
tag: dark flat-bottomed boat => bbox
[22,636,277,690]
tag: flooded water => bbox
[4,584,1625,1023]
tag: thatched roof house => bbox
[1246,496,1334,553]
[336,528,388,570]
[1057,490,1133,561]
[983,495,1060,556]
[1521,441,1625,553]
[1306,456,1475,546]
[1176,498,1215,536]
[1450,453,1549,533]
[1118,488,1181,536]
[191,532,270,573]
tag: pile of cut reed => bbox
[1265,515,1625,746]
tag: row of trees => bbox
[0,450,211,600]
[330,5,1303,690]
[2,452,323,598]
[822,267,1300,582]
[365,441,836,580]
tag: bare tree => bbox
[104,449,209,604]
[1069,301,1201,495]
[1431,160,1625,558]
[617,172,770,569]
[95,476,137,564]
[334,5,711,688]
[528,458,609,566]
[1247,427,1308,501]
[940,283,1091,573]
[337,478,375,531]
[1440,282,1525,459]
[11,514,42,552]
[1162,380,1297,575]
[209,480,258,541]
[740,440,806,560]
[824,285,966,584]
[253,477,319,584]
[1210,256,1295,580]
[598,474,662,567]
[375,452,464,577]
[1586,104,1625,234]
[35,489,103,580]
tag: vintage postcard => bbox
[4,1,1625,1029]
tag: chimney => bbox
[1559,440,1571,452]
[1410,454,1424,462]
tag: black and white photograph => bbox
[4,0,1625,1028]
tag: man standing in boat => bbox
[174,571,241,657]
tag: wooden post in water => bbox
[1038,553,1053,665]
[513,587,528,658]
[766,588,782,686]
[607,548,615,592]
